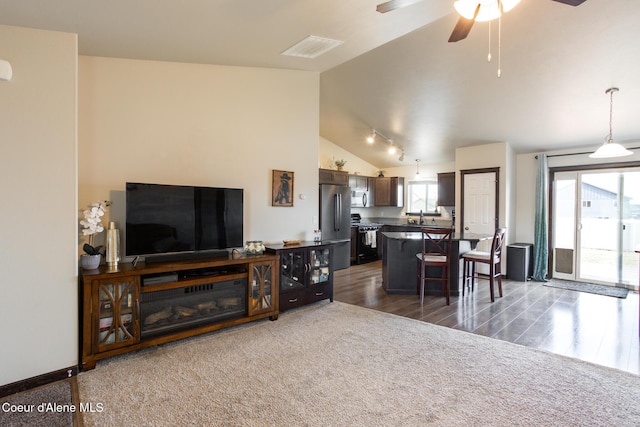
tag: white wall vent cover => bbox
[281,35,344,59]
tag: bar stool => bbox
[461,228,507,302]
[416,228,453,306]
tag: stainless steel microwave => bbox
[351,189,370,207]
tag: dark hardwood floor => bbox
[334,261,640,375]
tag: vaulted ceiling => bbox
[2,0,639,168]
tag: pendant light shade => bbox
[589,88,632,158]
[0,59,12,81]
[589,141,632,158]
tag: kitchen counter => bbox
[365,217,454,229]
[381,231,492,296]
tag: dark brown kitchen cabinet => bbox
[319,168,349,185]
[437,172,455,207]
[374,177,404,207]
[348,174,367,190]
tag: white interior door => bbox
[463,171,497,253]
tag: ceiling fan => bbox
[376,0,587,42]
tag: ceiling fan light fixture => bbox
[0,59,13,81]
[589,87,633,159]
[454,0,520,22]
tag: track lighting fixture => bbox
[367,130,376,144]
[365,128,404,159]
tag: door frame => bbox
[460,167,500,233]
[548,160,640,282]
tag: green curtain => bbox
[532,153,549,281]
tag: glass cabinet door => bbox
[309,247,331,285]
[249,261,276,316]
[95,277,139,352]
[279,249,306,291]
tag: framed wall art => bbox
[272,170,294,207]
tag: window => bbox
[582,200,591,208]
[407,180,438,214]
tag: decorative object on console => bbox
[272,170,294,207]
[283,239,302,246]
[244,241,265,255]
[334,159,346,171]
[79,200,110,270]
[105,221,120,268]
[80,254,101,270]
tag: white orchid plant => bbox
[80,201,110,255]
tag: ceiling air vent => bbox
[281,35,344,59]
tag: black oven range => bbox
[351,213,383,264]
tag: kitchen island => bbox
[381,231,492,296]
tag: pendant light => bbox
[415,159,421,177]
[0,59,12,81]
[589,87,632,158]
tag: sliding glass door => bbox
[552,172,577,281]
[552,167,640,287]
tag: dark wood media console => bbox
[79,253,279,370]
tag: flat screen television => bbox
[125,182,243,261]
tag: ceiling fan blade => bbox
[376,0,423,14]
[551,0,587,5]
[448,3,480,43]
[448,17,476,42]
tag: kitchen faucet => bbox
[419,210,424,225]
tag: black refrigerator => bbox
[319,184,351,270]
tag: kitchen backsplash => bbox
[353,206,454,226]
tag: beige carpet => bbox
[0,380,73,427]
[78,301,640,426]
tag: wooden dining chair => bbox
[415,228,453,306]
[461,227,507,302]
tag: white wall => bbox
[79,56,320,249]
[0,25,78,386]
[515,153,538,244]
[514,145,640,244]
[319,136,378,176]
